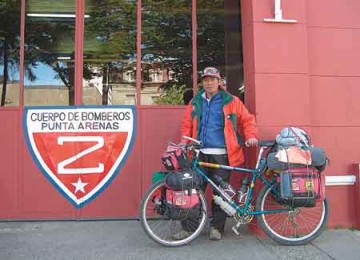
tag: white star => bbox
[71,178,88,194]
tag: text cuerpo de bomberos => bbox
[30,111,131,131]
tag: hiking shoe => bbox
[172,229,191,240]
[209,227,222,241]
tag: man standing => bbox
[180,67,258,240]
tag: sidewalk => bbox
[0,220,360,260]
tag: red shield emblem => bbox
[24,107,136,208]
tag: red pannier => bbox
[166,189,199,208]
[277,167,325,208]
[165,189,200,220]
[161,144,191,171]
[164,169,203,191]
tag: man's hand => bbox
[178,142,187,149]
[245,138,258,147]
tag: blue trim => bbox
[23,105,137,208]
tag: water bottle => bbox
[213,175,236,198]
[238,177,249,203]
[213,195,236,216]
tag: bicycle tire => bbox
[256,183,329,245]
[140,181,208,247]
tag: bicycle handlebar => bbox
[258,140,276,147]
[181,136,202,145]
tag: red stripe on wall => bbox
[192,0,198,94]
[136,0,142,105]
[75,0,85,105]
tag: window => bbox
[8,0,244,106]
[198,0,243,99]
[24,0,76,106]
[0,0,21,107]
[82,0,137,105]
[141,0,192,105]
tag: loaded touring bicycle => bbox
[140,130,329,247]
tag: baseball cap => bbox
[201,67,220,79]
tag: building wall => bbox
[0,106,185,219]
[0,0,359,228]
[244,0,360,227]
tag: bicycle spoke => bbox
[256,184,328,245]
[140,182,208,247]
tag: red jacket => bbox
[181,89,258,166]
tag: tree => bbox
[154,85,187,105]
[141,0,228,90]
[83,0,137,104]
[0,0,21,106]
[142,0,193,89]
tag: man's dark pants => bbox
[181,152,230,233]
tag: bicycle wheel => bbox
[140,181,208,247]
[256,183,329,245]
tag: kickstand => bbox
[232,222,241,235]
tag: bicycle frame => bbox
[192,146,289,216]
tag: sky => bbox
[0,62,65,86]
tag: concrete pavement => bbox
[0,220,360,260]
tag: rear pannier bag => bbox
[161,144,191,171]
[277,167,325,208]
[267,147,328,172]
[164,169,203,191]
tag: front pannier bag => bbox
[163,169,203,220]
[164,169,203,191]
[165,189,200,220]
[161,144,191,171]
[278,167,325,208]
